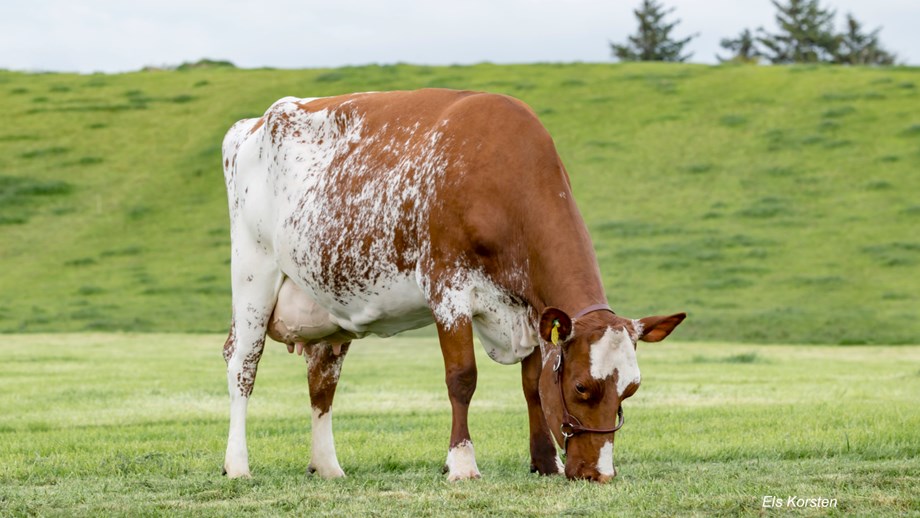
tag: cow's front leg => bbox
[222,259,282,478]
[306,341,350,478]
[521,350,564,475]
[436,317,481,481]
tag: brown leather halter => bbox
[552,304,625,453]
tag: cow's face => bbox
[537,307,685,482]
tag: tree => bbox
[719,1,899,66]
[833,13,896,65]
[611,0,697,62]
[757,0,839,64]
[718,29,760,63]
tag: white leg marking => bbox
[597,440,616,477]
[309,408,345,478]
[224,394,251,478]
[445,440,481,481]
[222,254,281,478]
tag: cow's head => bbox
[537,306,685,482]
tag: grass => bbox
[0,334,917,516]
[0,63,919,343]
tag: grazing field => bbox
[1,63,919,343]
[1,334,917,516]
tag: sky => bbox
[1,0,917,74]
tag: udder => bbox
[267,278,356,350]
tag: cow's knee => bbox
[307,342,349,411]
[445,364,477,405]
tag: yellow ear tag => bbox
[551,320,560,345]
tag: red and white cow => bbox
[221,89,685,482]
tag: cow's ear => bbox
[539,307,573,345]
[638,313,686,342]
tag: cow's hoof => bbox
[308,463,346,479]
[444,440,481,482]
[223,466,252,479]
[447,470,481,482]
[224,449,251,479]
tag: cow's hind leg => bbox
[436,317,481,481]
[306,341,350,478]
[222,254,282,478]
[521,350,563,475]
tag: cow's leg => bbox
[521,350,564,475]
[436,317,481,481]
[222,255,282,479]
[306,341,350,478]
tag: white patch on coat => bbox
[589,327,640,396]
[310,407,345,478]
[555,455,565,474]
[469,271,538,364]
[596,440,615,477]
[421,267,536,364]
[631,319,644,342]
[445,440,481,482]
[320,272,431,337]
[421,267,474,331]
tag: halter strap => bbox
[572,303,615,320]
[553,346,625,452]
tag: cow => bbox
[220,88,685,483]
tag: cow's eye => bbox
[575,383,587,395]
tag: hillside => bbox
[1,63,918,343]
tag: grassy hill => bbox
[1,63,918,343]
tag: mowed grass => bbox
[0,63,919,343]
[1,334,917,516]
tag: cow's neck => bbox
[521,201,608,317]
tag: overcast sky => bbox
[2,0,917,74]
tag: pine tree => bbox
[834,13,897,65]
[717,29,760,63]
[610,0,697,62]
[757,0,839,64]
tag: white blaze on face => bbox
[596,440,615,477]
[589,327,640,396]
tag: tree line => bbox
[612,0,898,65]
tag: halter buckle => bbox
[560,422,576,438]
[560,423,575,452]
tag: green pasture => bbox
[1,63,919,343]
[1,334,918,516]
